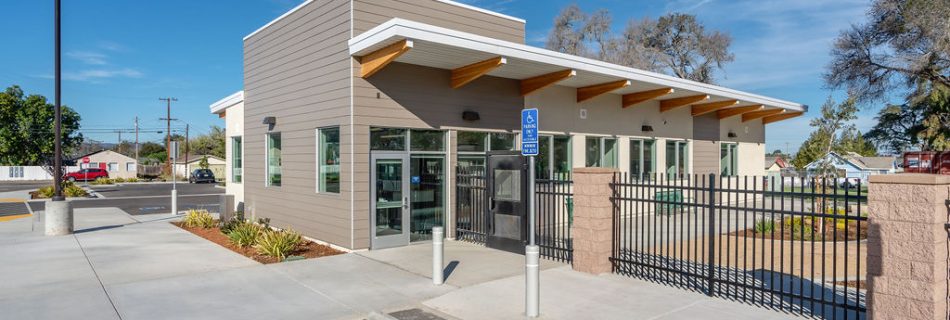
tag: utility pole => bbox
[158,97,178,176]
[185,123,190,169]
[134,116,139,161]
[47,0,73,236]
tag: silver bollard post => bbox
[171,188,178,215]
[526,244,540,317]
[432,226,444,285]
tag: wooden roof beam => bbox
[359,39,413,78]
[451,57,506,89]
[520,69,576,96]
[762,111,805,124]
[621,88,674,108]
[660,94,709,112]
[717,105,763,119]
[742,108,786,122]
[691,100,739,116]
[577,80,631,103]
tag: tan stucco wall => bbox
[224,102,244,208]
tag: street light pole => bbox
[52,0,63,201]
[46,0,73,236]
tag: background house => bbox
[75,150,138,179]
[173,155,225,180]
[804,151,897,181]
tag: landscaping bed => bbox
[172,210,343,264]
[731,216,867,241]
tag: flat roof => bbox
[209,91,244,114]
[349,18,806,113]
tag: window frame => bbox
[231,136,243,183]
[665,140,689,179]
[585,136,618,168]
[720,142,738,177]
[316,127,341,194]
[629,138,656,178]
[265,132,282,187]
[535,134,572,180]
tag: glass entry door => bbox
[410,155,445,242]
[371,154,410,249]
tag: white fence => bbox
[0,166,78,181]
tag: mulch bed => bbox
[172,222,344,264]
[729,220,867,241]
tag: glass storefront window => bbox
[318,127,340,193]
[721,143,738,176]
[585,137,601,167]
[630,139,656,179]
[410,129,444,152]
[410,155,444,242]
[371,127,407,151]
[457,131,487,152]
[666,140,688,179]
[586,137,617,168]
[232,136,242,183]
[266,133,281,186]
[534,135,571,180]
[490,133,515,151]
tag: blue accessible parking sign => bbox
[521,108,539,156]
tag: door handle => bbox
[403,197,408,210]
[489,196,494,210]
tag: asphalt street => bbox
[0,181,51,193]
[23,182,226,215]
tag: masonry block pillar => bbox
[571,167,618,275]
[867,174,950,320]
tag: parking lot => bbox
[23,182,225,215]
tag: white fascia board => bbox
[209,91,245,114]
[244,0,315,41]
[434,0,525,24]
[349,19,806,112]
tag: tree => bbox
[188,125,225,158]
[546,5,588,56]
[824,0,950,103]
[546,7,734,84]
[864,103,927,153]
[0,85,83,165]
[198,156,209,169]
[791,97,861,172]
[834,128,878,156]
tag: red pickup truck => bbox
[64,168,109,182]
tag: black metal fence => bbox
[454,167,574,263]
[535,177,573,263]
[610,173,867,319]
[456,166,488,243]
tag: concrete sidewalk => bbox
[0,207,801,320]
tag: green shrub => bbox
[91,177,115,185]
[182,209,216,228]
[34,182,87,199]
[114,177,126,183]
[226,221,261,248]
[254,229,302,261]
[754,219,775,233]
[125,177,139,183]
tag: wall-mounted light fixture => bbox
[728,131,738,138]
[641,125,654,132]
[262,116,276,131]
[462,111,480,121]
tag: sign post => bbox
[169,141,179,215]
[521,108,540,318]
[82,157,90,185]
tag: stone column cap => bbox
[869,173,950,185]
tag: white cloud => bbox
[61,68,144,82]
[66,51,108,65]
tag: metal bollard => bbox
[170,189,178,215]
[432,227,444,285]
[526,244,540,317]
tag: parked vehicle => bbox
[189,169,216,183]
[63,168,109,182]
[903,151,950,174]
[838,177,861,189]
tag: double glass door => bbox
[371,153,445,249]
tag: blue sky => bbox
[1,0,880,153]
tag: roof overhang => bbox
[209,91,244,115]
[349,18,806,116]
